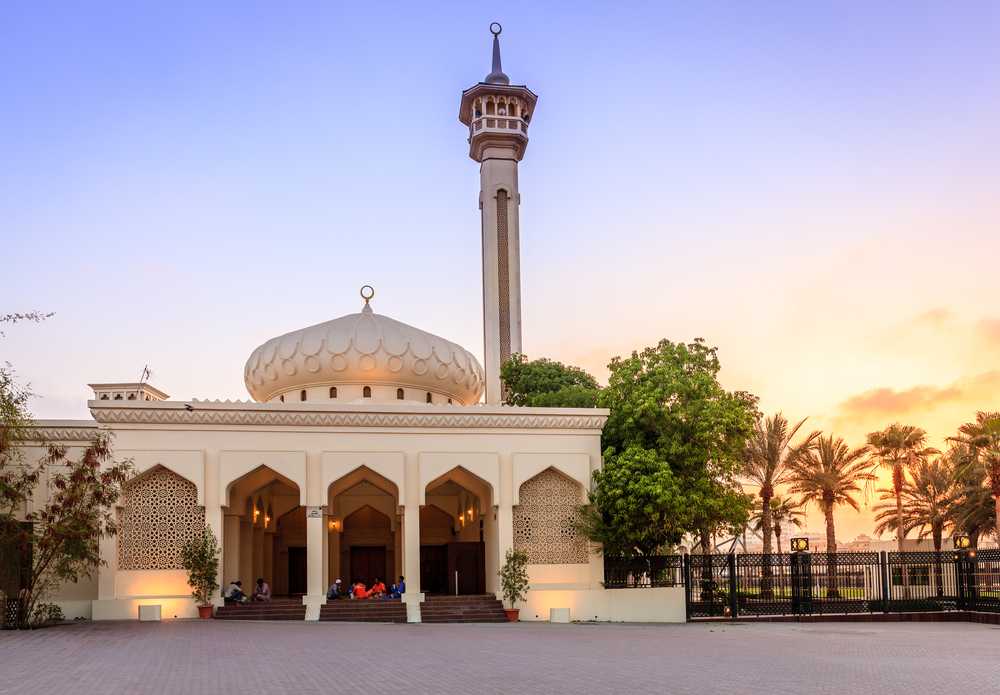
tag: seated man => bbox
[352,582,368,600]
[390,575,406,599]
[252,577,271,602]
[327,578,345,600]
[226,580,247,604]
[369,577,386,599]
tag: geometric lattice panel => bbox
[117,467,204,570]
[513,468,588,565]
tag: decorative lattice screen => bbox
[513,468,588,564]
[118,467,204,570]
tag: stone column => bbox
[302,506,326,620]
[91,529,119,620]
[205,506,224,607]
[402,452,423,622]
[223,514,241,589]
[496,452,515,596]
[204,449,224,606]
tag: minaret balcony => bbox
[470,116,529,137]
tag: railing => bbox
[603,556,683,589]
[606,550,1000,620]
[470,116,529,135]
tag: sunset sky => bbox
[3,2,998,541]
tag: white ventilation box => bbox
[549,607,570,623]
[138,605,161,622]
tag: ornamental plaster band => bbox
[13,26,686,624]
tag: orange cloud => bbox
[837,384,963,420]
[912,307,955,328]
[977,318,1000,346]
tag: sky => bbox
[3,1,999,541]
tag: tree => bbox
[587,339,757,557]
[873,458,955,596]
[751,495,806,554]
[498,548,530,612]
[948,411,1000,540]
[866,424,938,554]
[946,446,996,547]
[181,527,220,608]
[872,458,954,551]
[499,353,600,407]
[577,446,686,557]
[742,413,817,595]
[2,435,131,627]
[1,337,131,627]
[786,434,872,597]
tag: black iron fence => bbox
[603,549,1000,619]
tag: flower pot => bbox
[504,608,520,622]
[198,605,214,619]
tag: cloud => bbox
[838,384,963,419]
[835,371,1000,422]
[977,318,1000,346]
[912,307,955,328]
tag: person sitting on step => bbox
[327,578,346,600]
[369,577,387,599]
[225,580,247,604]
[252,577,271,602]
[352,581,369,600]
[390,576,406,599]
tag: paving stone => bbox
[2,620,998,695]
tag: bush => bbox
[31,602,64,626]
[499,549,530,609]
[181,527,220,606]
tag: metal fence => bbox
[603,549,1000,619]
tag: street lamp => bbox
[790,537,809,552]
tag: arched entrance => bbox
[327,467,401,591]
[224,466,304,596]
[422,468,494,595]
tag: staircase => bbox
[419,595,508,623]
[319,599,407,623]
[214,599,306,621]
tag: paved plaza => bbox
[3,620,998,694]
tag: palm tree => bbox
[786,435,873,597]
[947,446,997,547]
[948,411,1000,540]
[769,496,806,553]
[866,424,939,554]
[743,413,817,595]
[872,458,955,596]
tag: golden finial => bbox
[360,285,375,306]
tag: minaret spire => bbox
[485,23,510,85]
[458,24,538,404]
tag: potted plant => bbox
[498,548,530,622]
[181,527,220,619]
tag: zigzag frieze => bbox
[22,426,101,442]
[89,407,606,431]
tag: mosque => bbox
[22,27,684,623]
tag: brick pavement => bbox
[2,620,997,695]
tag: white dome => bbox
[244,302,485,405]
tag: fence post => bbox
[683,554,692,621]
[955,551,966,611]
[879,551,890,613]
[727,553,738,620]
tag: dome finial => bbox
[360,285,375,307]
[485,22,510,85]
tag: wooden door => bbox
[287,547,307,595]
[447,541,485,595]
[350,546,387,586]
[420,544,448,595]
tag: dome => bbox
[244,300,484,405]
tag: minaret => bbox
[459,23,538,404]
